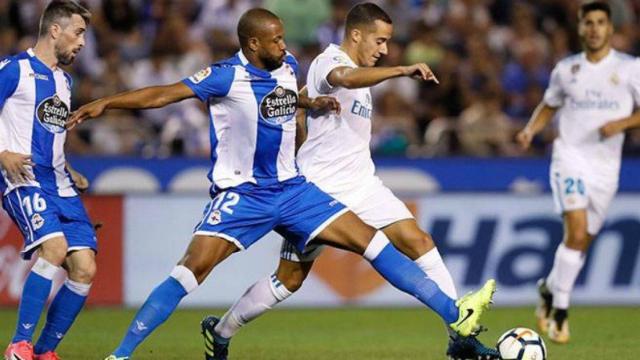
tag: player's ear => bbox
[248,37,260,52]
[350,28,362,44]
[50,23,62,40]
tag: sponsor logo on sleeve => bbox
[189,67,212,84]
[332,56,350,65]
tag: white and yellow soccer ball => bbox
[497,327,547,360]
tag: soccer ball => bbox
[497,327,547,360]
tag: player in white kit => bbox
[202,4,500,360]
[516,1,640,344]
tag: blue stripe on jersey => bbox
[0,56,20,110]
[250,78,282,185]
[30,61,57,190]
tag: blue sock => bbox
[34,280,89,354]
[369,242,459,324]
[113,276,188,357]
[13,264,55,343]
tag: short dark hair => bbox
[237,8,281,47]
[39,0,91,37]
[345,2,392,33]
[578,1,611,20]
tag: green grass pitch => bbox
[0,307,637,359]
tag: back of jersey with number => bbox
[0,49,76,197]
[544,50,640,179]
[297,44,375,196]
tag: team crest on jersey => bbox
[571,64,580,74]
[189,67,212,84]
[207,210,222,225]
[610,73,620,85]
[30,214,45,230]
[259,85,298,125]
[36,94,69,133]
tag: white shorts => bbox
[280,176,414,262]
[550,160,618,235]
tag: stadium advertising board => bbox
[0,196,124,305]
[123,194,640,307]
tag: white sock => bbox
[414,248,458,300]
[170,265,199,293]
[547,243,585,309]
[32,257,59,280]
[215,274,292,339]
[64,278,92,296]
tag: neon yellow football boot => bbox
[449,279,496,337]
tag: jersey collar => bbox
[27,48,57,73]
[237,50,273,79]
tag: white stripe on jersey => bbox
[15,60,37,154]
[210,66,260,187]
[275,74,297,181]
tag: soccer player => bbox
[516,1,640,344]
[0,1,97,360]
[200,3,500,360]
[68,8,496,360]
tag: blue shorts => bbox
[193,176,347,252]
[2,186,97,260]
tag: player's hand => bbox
[309,96,341,115]
[599,120,624,139]
[401,63,439,83]
[69,167,90,192]
[0,151,34,183]
[67,99,108,129]
[515,129,534,150]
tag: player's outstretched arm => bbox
[516,101,558,150]
[599,110,640,138]
[328,63,438,89]
[298,92,341,115]
[67,82,195,128]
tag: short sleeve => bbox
[630,58,640,107]
[312,53,356,94]
[285,53,299,76]
[182,65,235,102]
[543,64,565,108]
[0,58,20,110]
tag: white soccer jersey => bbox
[182,51,300,190]
[0,49,76,197]
[544,50,640,180]
[297,44,375,198]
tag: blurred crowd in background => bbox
[1,0,640,157]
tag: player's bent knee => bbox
[69,261,97,284]
[180,235,239,283]
[407,233,435,256]
[277,269,307,293]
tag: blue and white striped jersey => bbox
[183,51,300,190]
[0,49,76,197]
